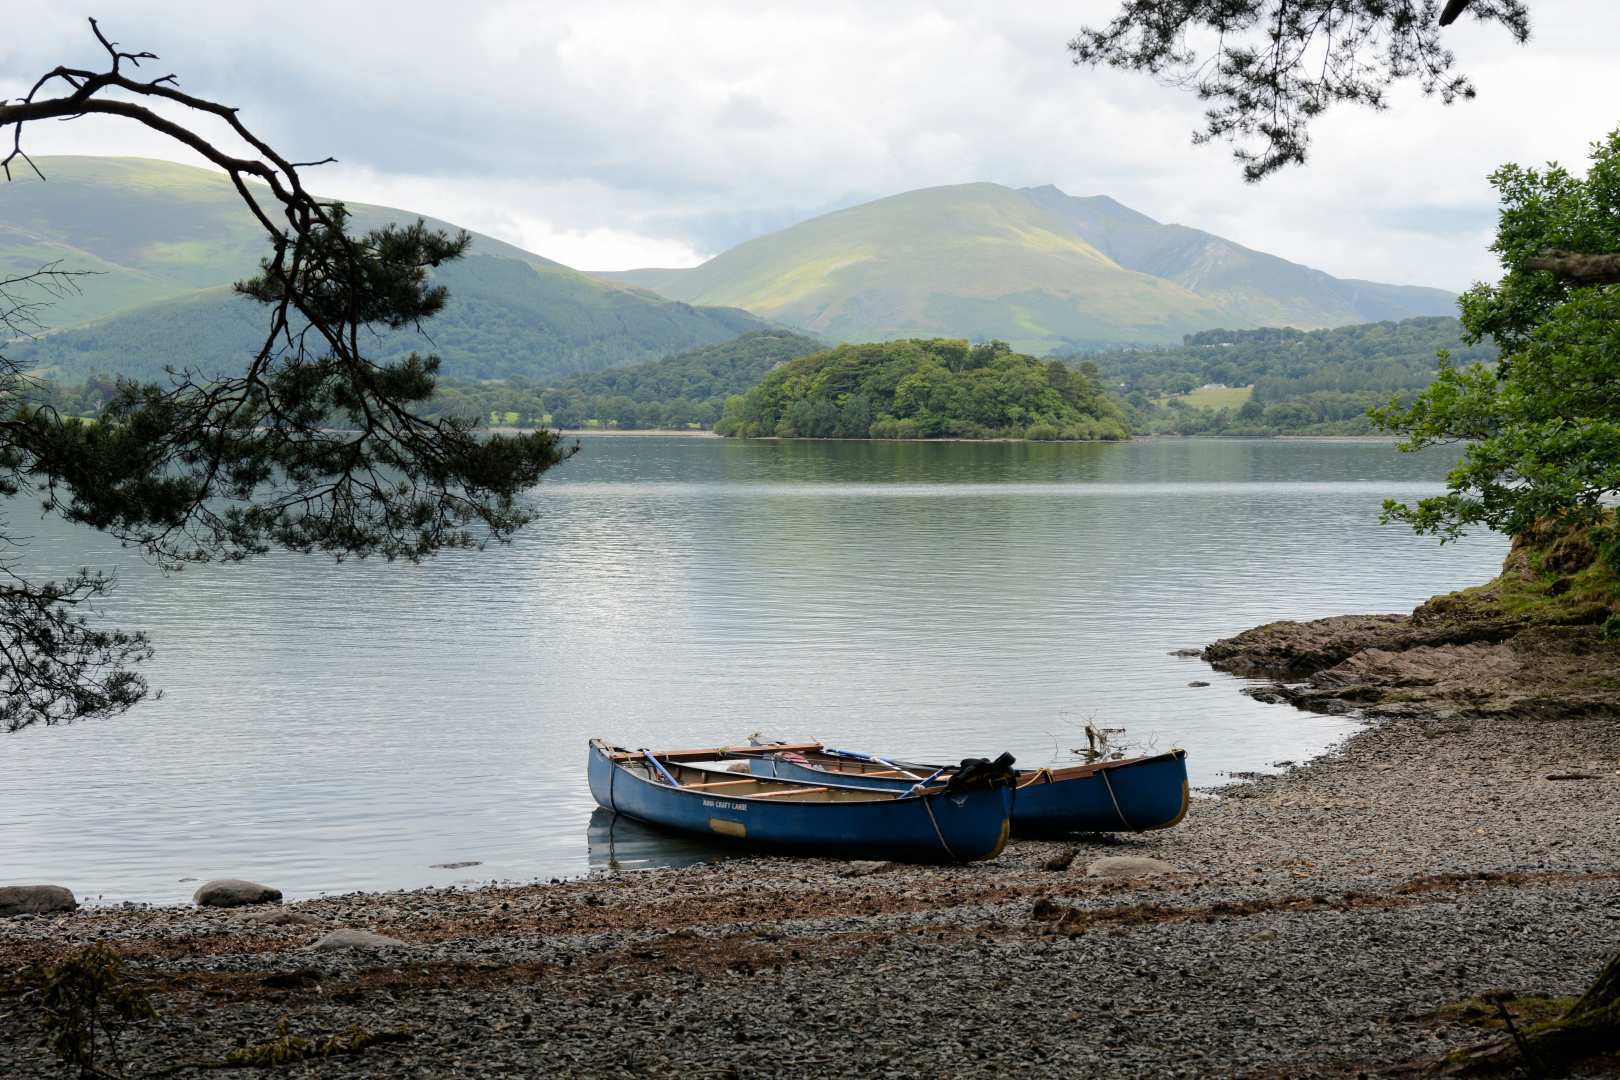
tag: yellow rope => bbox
[1016,768,1051,790]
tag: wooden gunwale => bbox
[784,747,1187,785]
[1026,749,1188,783]
[607,741,824,764]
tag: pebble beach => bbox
[4,687,1616,1077]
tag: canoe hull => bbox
[587,742,1012,863]
[749,749,1190,835]
[1007,752,1189,834]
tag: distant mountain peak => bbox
[597,182,1454,351]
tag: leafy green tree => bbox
[0,21,570,731]
[719,339,1129,442]
[1375,131,1620,550]
[836,393,875,439]
[1070,1,1530,180]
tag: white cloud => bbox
[3,1,1615,286]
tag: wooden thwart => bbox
[748,786,831,799]
[680,777,764,790]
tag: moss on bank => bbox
[1418,515,1620,633]
[1440,952,1620,1074]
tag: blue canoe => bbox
[737,745,1190,835]
[587,739,1013,864]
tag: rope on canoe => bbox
[608,757,618,813]
[1016,767,1051,789]
[1099,765,1134,831]
[920,793,962,865]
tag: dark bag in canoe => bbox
[942,752,1017,795]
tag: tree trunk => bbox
[1440,949,1620,1074]
[1529,948,1620,1056]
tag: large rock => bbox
[0,885,78,917]
[1204,614,1426,679]
[193,879,282,908]
[1249,626,1620,723]
[310,928,407,951]
[1209,608,1538,676]
[1085,856,1179,879]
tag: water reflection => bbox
[0,437,1508,902]
[586,807,738,872]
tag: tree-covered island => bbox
[713,338,1129,441]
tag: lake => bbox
[1,436,1506,903]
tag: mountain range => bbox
[0,158,1458,382]
[599,182,1456,353]
[0,157,771,382]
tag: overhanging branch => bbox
[1522,249,1620,286]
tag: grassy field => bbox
[1158,385,1254,410]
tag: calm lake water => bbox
[1,436,1506,903]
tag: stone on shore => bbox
[240,908,320,927]
[310,928,407,950]
[839,860,896,878]
[1041,847,1080,872]
[193,879,282,908]
[0,885,77,917]
[1085,856,1179,879]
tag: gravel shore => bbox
[4,697,1617,1077]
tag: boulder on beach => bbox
[193,879,282,908]
[0,884,78,917]
[310,928,407,951]
[1085,856,1179,879]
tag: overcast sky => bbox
[4,1,1614,291]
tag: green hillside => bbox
[1083,316,1497,435]
[548,329,822,410]
[716,338,1129,441]
[603,184,1228,353]
[0,156,774,380]
[601,182,1455,352]
[1020,186,1456,329]
[426,329,824,429]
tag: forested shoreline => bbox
[32,316,1478,441]
[1079,317,1493,436]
